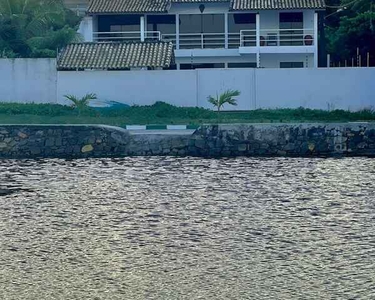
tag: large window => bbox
[179,14,225,49]
[228,13,256,48]
[98,15,141,32]
[279,12,303,46]
[147,15,176,42]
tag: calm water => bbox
[0,157,375,299]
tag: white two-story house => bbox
[64,0,325,70]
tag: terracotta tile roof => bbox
[230,0,325,10]
[172,0,228,2]
[57,42,175,70]
[88,0,324,13]
[88,0,169,13]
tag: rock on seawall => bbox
[0,123,374,158]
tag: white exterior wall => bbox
[57,70,198,107]
[256,68,374,110]
[0,59,57,103]
[260,53,314,68]
[78,16,94,42]
[1,59,374,111]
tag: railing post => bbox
[256,13,260,68]
[224,12,228,49]
[176,14,180,49]
[201,33,204,49]
[314,12,318,68]
[140,16,145,42]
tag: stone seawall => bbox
[0,123,375,159]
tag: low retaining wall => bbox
[0,123,375,159]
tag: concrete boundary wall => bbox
[0,59,57,104]
[0,123,374,158]
[1,58,374,110]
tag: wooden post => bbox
[327,54,330,68]
[367,52,370,67]
[357,47,360,66]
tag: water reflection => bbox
[0,157,375,299]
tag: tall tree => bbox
[325,0,375,65]
[0,0,81,58]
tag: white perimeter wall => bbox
[0,59,374,111]
[0,59,57,104]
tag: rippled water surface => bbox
[1,157,375,299]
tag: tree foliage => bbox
[0,0,81,58]
[325,0,375,63]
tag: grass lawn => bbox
[0,102,374,126]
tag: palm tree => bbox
[208,89,241,122]
[0,0,79,57]
[64,93,97,115]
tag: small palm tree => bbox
[208,89,240,122]
[64,93,97,115]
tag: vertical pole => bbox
[352,57,354,67]
[224,12,229,49]
[140,16,145,42]
[357,47,359,66]
[345,60,347,67]
[327,54,330,68]
[256,13,260,68]
[176,14,180,50]
[313,12,318,68]
[359,55,362,67]
[367,52,370,67]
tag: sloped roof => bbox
[230,0,325,10]
[88,0,169,13]
[87,0,325,13]
[172,0,228,2]
[57,42,175,70]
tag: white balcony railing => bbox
[93,31,161,42]
[92,29,314,48]
[240,29,315,47]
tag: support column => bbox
[314,12,318,68]
[176,14,180,50]
[256,13,260,68]
[140,16,145,42]
[224,12,228,49]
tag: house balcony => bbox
[93,28,315,54]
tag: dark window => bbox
[179,14,225,49]
[280,62,304,68]
[279,12,303,46]
[228,62,256,68]
[147,15,176,34]
[228,13,256,48]
[98,15,141,32]
[280,12,303,23]
[180,63,225,70]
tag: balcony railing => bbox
[240,29,315,47]
[93,29,314,48]
[93,31,161,42]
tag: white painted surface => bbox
[0,59,57,103]
[256,68,375,111]
[57,69,198,107]
[78,16,93,42]
[1,59,374,111]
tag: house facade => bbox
[66,0,325,69]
